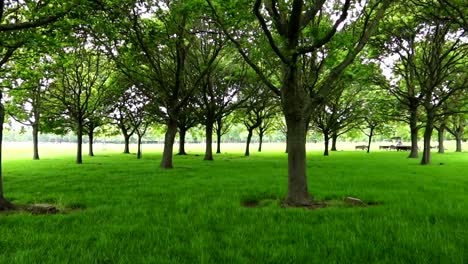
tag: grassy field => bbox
[1,142,468,263]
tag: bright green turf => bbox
[1,146,468,263]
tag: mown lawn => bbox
[1,145,467,263]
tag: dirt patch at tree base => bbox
[0,203,86,215]
[241,196,382,209]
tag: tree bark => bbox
[258,132,263,152]
[455,134,462,152]
[331,132,338,151]
[409,110,419,158]
[216,118,222,154]
[282,64,312,206]
[137,135,142,159]
[88,131,94,157]
[160,119,178,169]
[437,125,445,154]
[323,132,330,156]
[421,117,434,165]
[367,127,374,154]
[123,134,130,154]
[178,128,187,155]
[32,124,40,160]
[245,129,253,156]
[76,121,83,164]
[204,121,214,160]
[0,98,15,210]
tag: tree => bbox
[45,36,112,164]
[0,0,86,210]
[95,0,221,168]
[177,103,200,155]
[208,0,391,206]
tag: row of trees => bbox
[0,0,466,209]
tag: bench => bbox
[355,145,368,150]
[396,146,412,151]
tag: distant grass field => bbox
[1,142,467,263]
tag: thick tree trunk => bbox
[284,116,311,206]
[32,124,40,160]
[178,129,187,155]
[367,127,374,154]
[76,121,83,164]
[285,135,288,153]
[331,132,338,151]
[88,131,94,157]
[409,110,419,158]
[137,135,142,159]
[437,125,445,154]
[0,99,15,210]
[282,64,312,206]
[245,129,253,156]
[323,132,330,156]
[160,119,178,169]
[258,132,263,152]
[421,117,434,165]
[123,135,130,154]
[204,121,214,160]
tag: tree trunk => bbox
[76,121,83,164]
[455,134,462,152]
[367,127,374,154]
[258,132,263,152]
[88,131,94,157]
[178,128,187,155]
[284,115,311,206]
[421,116,434,165]
[32,124,40,160]
[323,132,330,156]
[123,135,130,154]
[408,109,419,158]
[0,99,15,210]
[204,121,214,160]
[245,129,253,156]
[282,64,312,206]
[331,132,338,151]
[216,130,221,154]
[160,119,178,169]
[437,125,445,154]
[137,135,142,159]
[285,135,288,153]
[216,118,222,154]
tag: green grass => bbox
[1,145,468,263]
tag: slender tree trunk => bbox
[323,132,330,156]
[331,132,338,151]
[409,109,419,158]
[160,119,178,169]
[32,124,40,160]
[455,134,462,152]
[178,128,187,155]
[76,121,83,164]
[258,132,263,152]
[245,129,253,156]
[88,131,94,157]
[204,121,214,161]
[123,135,130,154]
[216,118,222,154]
[216,130,221,154]
[137,135,142,159]
[437,125,445,154]
[421,115,434,165]
[0,99,14,210]
[367,127,374,154]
